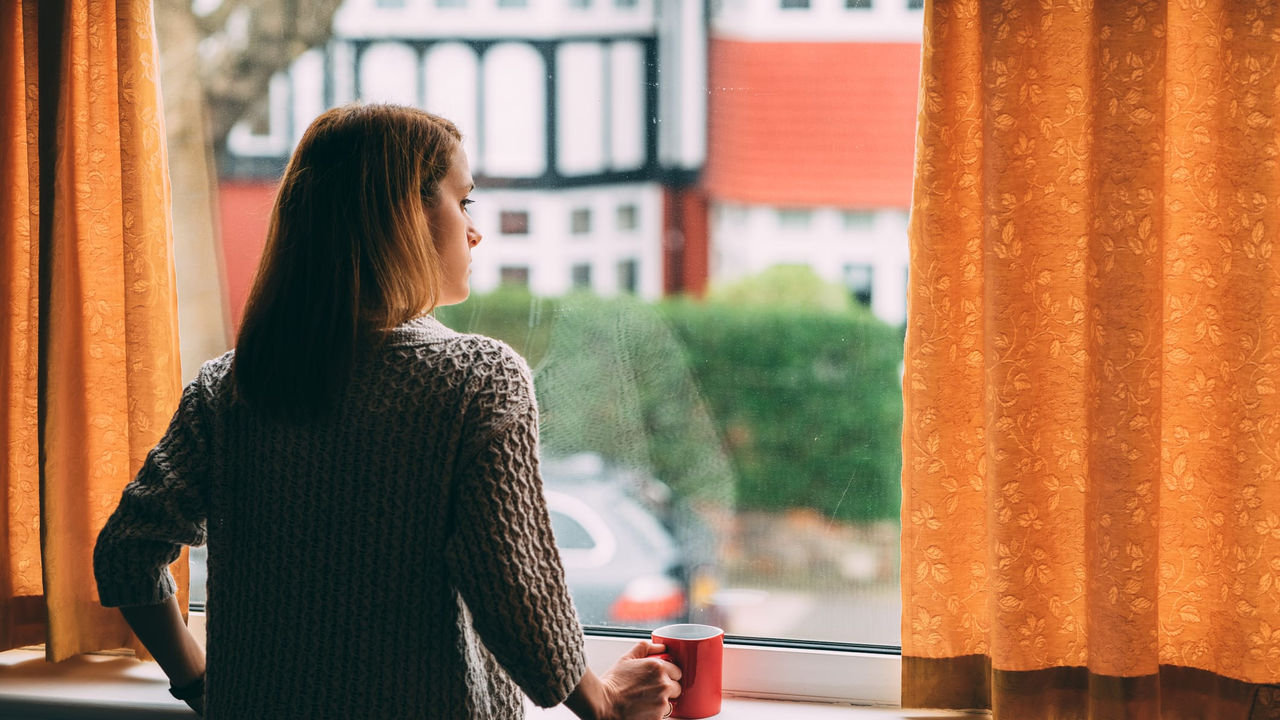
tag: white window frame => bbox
[581,633,901,705]
[185,613,902,705]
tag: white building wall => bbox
[469,184,664,301]
[334,0,658,38]
[483,43,547,177]
[609,42,647,171]
[712,0,923,42]
[423,43,481,168]
[557,43,607,176]
[709,202,910,325]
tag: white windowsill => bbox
[0,614,984,719]
[0,647,983,720]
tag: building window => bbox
[844,263,873,307]
[908,0,924,8]
[497,0,528,7]
[571,208,592,235]
[375,0,407,7]
[616,203,638,231]
[499,266,531,287]
[846,0,873,8]
[615,0,638,7]
[571,263,593,289]
[778,208,812,229]
[780,0,811,8]
[436,0,465,6]
[570,0,592,7]
[617,259,639,293]
[842,210,875,231]
[500,210,530,235]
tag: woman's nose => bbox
[468,227,482,248]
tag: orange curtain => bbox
[0,0,184,661]
[903,1,1280,717]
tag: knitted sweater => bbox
[93,315,587,719]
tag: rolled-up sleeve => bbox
[444,349,587,708]
[93,374,212,608]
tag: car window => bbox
[549,509,596,550]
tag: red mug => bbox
[651,623,724,719]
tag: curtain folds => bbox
[0,0,184,661]
[903,1,1280,717]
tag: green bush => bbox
[437,288,903,522]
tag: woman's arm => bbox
[118,596,205,687]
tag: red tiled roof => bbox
[704,40,921,209]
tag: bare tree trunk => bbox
[156,2,231,383]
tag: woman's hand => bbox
[565,641,681,720]
[599,641,682,720]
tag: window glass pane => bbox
[166,0,915,651]
[500,209,530,235]
[617,259,639,293]
[842,209,875,231]
[499,266,531,286]
[616,203,638,231]
[778,208,812,229]
[550,510,598,550]
[844,263,874,307]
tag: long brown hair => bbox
[233,104,461,421]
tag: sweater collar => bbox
[382,314,459,347]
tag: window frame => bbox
[551,630,904,705]
[191,612,904,705]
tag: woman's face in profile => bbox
[427,147,482,307]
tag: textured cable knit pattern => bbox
[93,315,587,719]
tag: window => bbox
[376,0,407,7]
[160,0,916,707]
[778,208,812,229]
[499,265,531,287]
[499,209,530,235]
[617,259,639,293]
[616,203,638,231]
[844,263,874,307]
[842,209,875,231]
[846,0,873,8]
[550,509,598,550]
[908,0,924,8]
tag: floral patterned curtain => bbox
[0,0,184,660]
[903,1,1280,717]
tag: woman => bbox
[93,104,682,719]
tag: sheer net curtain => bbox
[0,0,184,660]
[902,1,1280,717]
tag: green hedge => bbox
[437,288,903,522]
